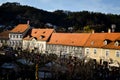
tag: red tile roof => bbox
[102,33,120,49]
[0,31,9,39]
[84,33,120,49]
[103,42,120,49]
[48,33,91,46]
[24,29,54,41]
[10,24,29,33]
[105,33,120,41]
[84,33,106,48]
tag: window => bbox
[115,41,119,46]
[104,40,107,45]
[86,48,89,54]
[106,50,109,56]
[13,35,15,38]
[116,51,120,57]
[94,48,97,54]
[91,41,94,45]
[20,35,22,38]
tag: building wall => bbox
[9,33,23,49]
[0,39,9,47]
[102,49,120,62]
[9,27,30,49]
[84,47,120,63]
[23,39,46,53]
[85,47,103,62]
[46,44,84,58]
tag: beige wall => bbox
[85,47,120,63]
[85,47,102,62]
[102,49,120,62]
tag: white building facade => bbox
[9,24,30,49]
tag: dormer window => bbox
[40,35,45,39]
[56,40,58,42]
[91,41,94,45]
[35,32,37,34]
[104,40,108,45]
[72,41,74,43]
[104,39,111,45]
[43,31,46,34]
[115,41,119,46]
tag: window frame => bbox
[116,50,120,57]
[93,48,97,54]
[105,50,110,57]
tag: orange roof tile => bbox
[102,33,120,49]
[84,33,120,48]
[48,33,91,46]
[103,42,120,50]
[10,24,29,33]
[84,33,107,48]
[105,33,120,41]
[23,29,54,41]
[0,31,9,39]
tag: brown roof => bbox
[84,33,120,48]
[24,29,54,41]
[0,30,9,39]
[10,24,29,33]
[103,42,120,49]
[48,33,91,46]
[105,33,120,41]
[84,33,107,48]
[102,33,120,49]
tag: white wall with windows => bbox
[23,38,46,53]
[46,44,84,58]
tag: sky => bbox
[0,0,120,14]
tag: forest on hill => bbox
[0,2,120,32]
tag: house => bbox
[84,33,107,62]
[84,32,120,63]
[23,29,54,53]
[0,30,9,47]
[47,33,91,58]
[102,33,120,63]
[9,24,30,49]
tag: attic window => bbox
[91,41,94,45]
[104,40,107,45]
[40,35,45,39]
[43,31,46,34]
[115,41,119,46]
[35,32,37,34]
[56,40,58,42]
[104,39,111,45]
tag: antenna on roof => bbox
[27,20,30,25]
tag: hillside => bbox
[0,2,120,32]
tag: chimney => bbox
[111,24,116,32]
[108,28,111,33]
[92,29,95,34]
[27,20,30,25]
